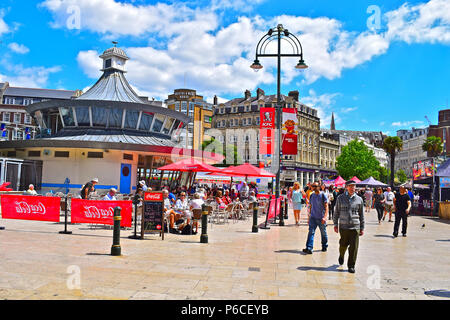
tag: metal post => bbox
[111,207,122,256]
[59,196,72,234]
[200,203,209,243]
[279,197,284,226]
[276,26,284,227]
[252,201,258,233]
[284,195,289,219]
[129,202,141,239]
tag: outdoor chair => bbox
[191,208,202,235]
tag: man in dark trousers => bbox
[393,186,412,237]
[302,181,328,254]
[333,180,365,273]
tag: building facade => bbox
[0,82,80,141]
[428,109,450,156]
[165,89,213,151]
[396,127,429,177]
[211,88,322,186]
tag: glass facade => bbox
[75,106,90,126]
[124,109,140,129]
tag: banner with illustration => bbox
[412,159,435,181]
[281,108,298,155]
[0,195,61,222]
[71,199,132,227]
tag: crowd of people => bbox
[282,180,414,273]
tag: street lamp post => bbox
[251,24,307,226]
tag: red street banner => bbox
[260,107,275,155]
[282,108,298,155]
[0,195,61,222]
[267,197,281,220]
[71,199,132,227]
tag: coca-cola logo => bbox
[83,206,114,219]
[144,193,163,201]
[14,201,46,215]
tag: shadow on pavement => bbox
[435,239,450,242]
[374,234,395,238]
[274,249,303,255]
[297,264,346,273]
[424,289,450,298]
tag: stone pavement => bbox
[0,208,449,300]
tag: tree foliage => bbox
[336,139,381,181]
[382,136,403,187]
[422,136,443,157]
[396,169,408,184]
[202,137,242,165]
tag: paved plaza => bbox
[0,208,449,300]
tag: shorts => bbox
[293,202,303,211]
[365,199,372,207]
[384,203,393,212]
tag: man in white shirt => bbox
[189,193,204,234]
[383,187,395,222]
[103,188,117,201]
[26,184,38,195]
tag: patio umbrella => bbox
[356,176,387,187]
[216,163,276,178]
[157,158,219,172]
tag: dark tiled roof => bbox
[4,87,76,99]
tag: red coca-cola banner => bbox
[70,199,132,227]
[267,198,281,220]
[0,195,61,222]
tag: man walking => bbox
[302,181,328,254]
[333,180,365,273]
[393,186,412,237]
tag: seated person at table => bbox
[215,190,227,209]
[103,188,117,200]
[189,193,204,234]
[248,191,257,203]
[168,192,191,233]
[26,184,38,195]
[223,190,232,205]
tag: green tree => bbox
[336,139,381,181]
[202,137,242,165]
[377,166,390,184]
[422,136,443,157]
[396,169,408,184]
[382,136,403,188]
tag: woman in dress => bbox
[291,181,306,225]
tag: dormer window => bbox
[105,59,112,69]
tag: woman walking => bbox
[292,182,306,225]
[373,187,385,224]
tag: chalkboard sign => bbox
[141,192,164,240]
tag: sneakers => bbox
[338,257,344,265]
[348,267,355,273]
[322,247,327,252]
[393,233,398,238]
[302,248,312,254]
[402,234,407,237]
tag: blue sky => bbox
[0,0,449,135]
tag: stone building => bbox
[395,127,428,177]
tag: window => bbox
[3,112,10,122]
[91,107,109,127]
[15,131,23,140]
[4,97,15,105]
[243,118,246,125]
[221,120,225,127]
[24,114,32,124]
[105,59,112,68]
[7,151,16,157]
[152,114,165,132]
[87,152,103,158]
[28,150,41,157]
[139,112,154,131]
[75,106,91,126]
[14,113,21,123]
[234,119,238,126]
[123,109,140,130]
[123,153,133,160]
[23,98,33,106]
[204,116,211,123]
[55,151,70,158]
[59,108,75,126]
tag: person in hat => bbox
[103,187,117,201]
[81,178,98,199]
[333,180,365,274]
[138,180,148,192]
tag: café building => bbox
[0,45,222,194]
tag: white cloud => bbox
[302,89,341,128]
[385,0,450,44]
[341,106,358,113]
[391,120,425,127]
[8,42,30,54]
[0,64,61,88]
[42,0,450,100]
[0,10,10,35]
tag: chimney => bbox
[288,90,299,102]
[213,95,218,105]
[244,89,251,100]
[256,88,265,100]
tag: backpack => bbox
[181,224,195,235]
